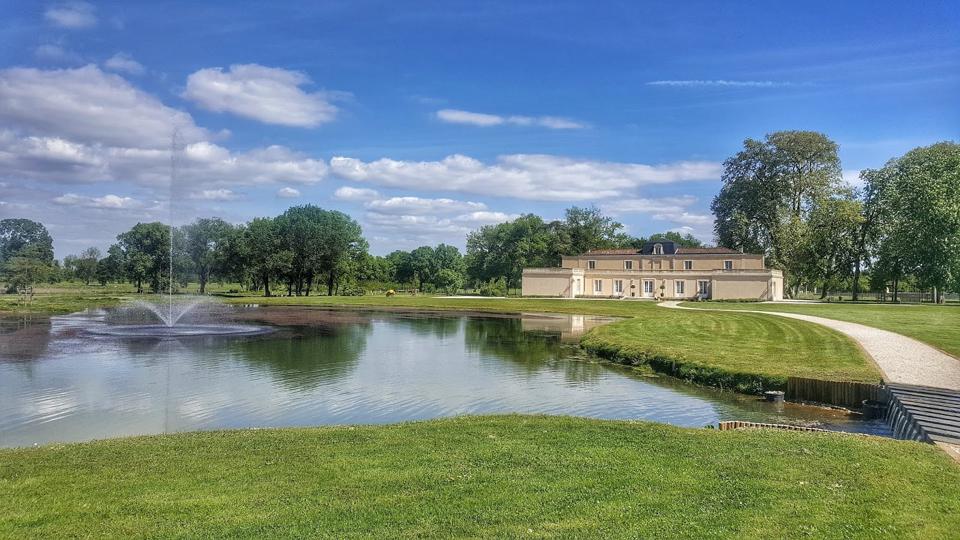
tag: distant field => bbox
[2,416,957,539]
[681,302,960,359]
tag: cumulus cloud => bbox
[330,154,720,201]
[53,193,143,209]
[188,189,240,201]
[44,1,97,29]
[365,196,486,215]
[0,65,205,148]
[183,64,339,127]
[602,196,714,238]
[333,186,379,201]
[0,133,328,189]
[436,109,586,129]
[104,53,145,75]
[646,80,795,88]
[276,187,301,198]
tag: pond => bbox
[0,307,889,447]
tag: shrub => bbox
[339,283,366,296]
[478,277,507,297]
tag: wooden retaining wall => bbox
[786,377,887,409]
[717,421,829,433]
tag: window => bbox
[588,260,596,269]
[675,281,685,295]
[723,260,733,270]
[623,260,633,270]
[653,243,663,255]
[614,280,623,294]
[683,260,693,270]
[643,280,654,294]
[593,279,603,293]
[697,280,710,295]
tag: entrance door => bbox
[642,280,655,298]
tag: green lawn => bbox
[1,416,957,539]
[681,302,960,359]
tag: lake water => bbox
[0,307,888,447]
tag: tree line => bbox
[1,206,699,298]
[712,133,959,301]
[3,133,957,301]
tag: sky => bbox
[0,1,957,258]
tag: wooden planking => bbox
[786,377,886,409]
[717,421,829,433]
[886,383,960,444]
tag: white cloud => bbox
[330,154,720,201]
[183,64,338,127]
[646,80,795,88]
[276,187,301,198]
[0,65,205,149]
[333,186,379,201]
[34,44,82,64]
[602,196,698,215]
[53,193,143,209]
[0,133,328,188]
[45,1,97,29]
[104,53,145,75]
[188,189,240,201]
[436,109,586,129]
[365,196,486,215]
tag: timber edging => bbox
[785,377,887,410]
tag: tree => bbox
[884,142,960,302]
[851,167,894,300]
[3,244,52,303]
[799,195,863,298]
[0,218,54,266]
[554,206,625,255]
[72,247,101,285]
[409,246,436,290]
[466,214,558,289]
[116,222,171,294]
[182,218,234,294]
[243,217,291,297]
[712,131,844,293]
[635,231,704,248]
[434,268,464,294]
[315,209,367,296]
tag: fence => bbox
[785,377,887,409]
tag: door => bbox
[642,280,654,298]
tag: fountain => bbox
[87,131,268,339]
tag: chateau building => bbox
[521,241,783,301]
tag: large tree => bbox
[883,142,960,302]
[465,214,558,289]
[554,206,625,255]
[243,217,291,297]
[116,222,171,294]
[182,218,235,294]
[712,131,844,292]
[0,218,54,266]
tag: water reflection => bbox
[0,307,889,448]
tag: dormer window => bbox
[653,243,663,255]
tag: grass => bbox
[681,301,960,359]
[1,416,958,539]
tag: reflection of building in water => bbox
[520,313,617,341]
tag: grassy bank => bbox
[681,302,960,359]
[2,416,957,539]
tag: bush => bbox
[339,283,366,296]
[477,277,507,297]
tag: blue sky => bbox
[0,1,957,257]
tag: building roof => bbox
[675,247,742,255]
[580,245,747,256]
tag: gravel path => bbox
[659,301,960,391]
